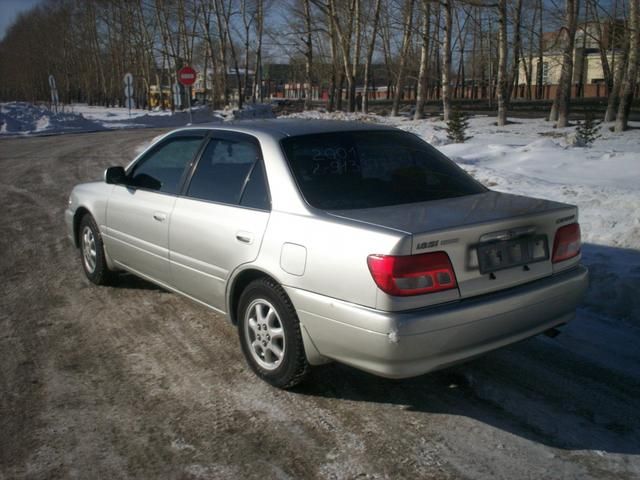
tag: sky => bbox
[0,0,41,41]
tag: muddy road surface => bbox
[1,129,639,479]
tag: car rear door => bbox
[104,133,206,285]
[169,132,270,311]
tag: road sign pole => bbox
[172,82,182,112]
[187,86,193,124]
[123,73,134,118]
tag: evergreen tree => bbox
[446,109,471,143]
[575,113,601,147]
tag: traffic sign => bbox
[178,66,196,86]
[123,73,134,116]
[48,74,58,113]
[123,72,133,88]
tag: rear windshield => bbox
[280,130,486,210]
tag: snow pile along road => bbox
[0,102,277,136]
[0,102,105,134]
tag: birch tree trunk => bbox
[391,0,415,117]
[537,0,544,100]
[508,0,523,102]
[497,0,508,126]
[349,0,361,112]
[253,0,263,103]
[328,0,355,112]
[303,0,314,110]
[414,0,431,120]
[550,0,580,128]
[214,0,230,107]
[328,9,338,111]
[605,42,628,122]
[362,0,382,113]
[615,0,639,132]
[442,0,453,121]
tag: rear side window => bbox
[129,136,203,194]
[187,137,269,209]
[281,131,486,210]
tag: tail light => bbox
[552,223,581,263]
[367,252,458,296]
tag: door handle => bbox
[153,212,167,222]
[236,231,254,244]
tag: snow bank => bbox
[0,102,278,136]
[0,102,107,134]
[229,103,275,120]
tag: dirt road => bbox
[1,129,639,479]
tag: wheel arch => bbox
[227,267,279,326]
[226,266,330,366]
[72,206,92,248]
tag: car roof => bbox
[173,119,399,140]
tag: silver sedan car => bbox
[66,120,588,388]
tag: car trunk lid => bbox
[328,191,578,303]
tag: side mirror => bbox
[104,166,126,185]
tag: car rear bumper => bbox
[285,265,588,378]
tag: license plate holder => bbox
[477,235,549,274]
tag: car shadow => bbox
[110,272,166,292]
[291,243,640,455]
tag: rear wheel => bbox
[79,214,115,285]
[238,278,309,388]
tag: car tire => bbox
[238,277,310,389]
[79,214,116,286]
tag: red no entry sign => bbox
[178,66,196,86]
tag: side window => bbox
[187,137,268,209]
[129,137,203,194]
[240,160,270,210]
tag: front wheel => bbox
[79,214,116,285]
[238,278,309,389]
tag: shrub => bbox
[575,113,601,147]
[446,110,471,143]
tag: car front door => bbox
[103,133,205,286]
[169,132,271,311]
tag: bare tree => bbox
[253,0,264,102]
[241,0,257,106]
[391,0,416,116]
[496,0,508,125]
[414,0,431,119]
[615,0,639,132]
[350,0,362,112]
[442,0,453,121]
[303,0,314,109]
[605,37,628,122]
[549,0,580,128]
[362,0,383,113]
[508,0,523,102]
